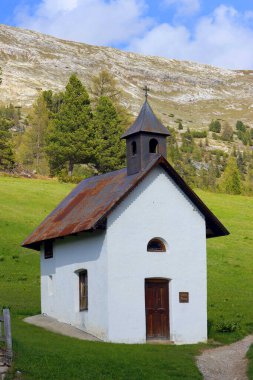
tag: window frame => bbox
[147,238,166,253]
[79,270,88,311]
[44,240,53,259]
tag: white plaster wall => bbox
[40,165,207,344]
[106,166,207,344]
[40,231,108,340]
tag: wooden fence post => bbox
[3,309,12,365]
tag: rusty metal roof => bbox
[22,156,229,250]
[121,100,170,139]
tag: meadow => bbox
[0,176,253,379]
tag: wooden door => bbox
[145,279,169,339]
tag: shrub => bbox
[178,122,183,130]
[236,120,246,132]
[192,130,207,138]
[212,132,219,140]
[207,320,214,336]
[215,319,241,333]
[0,256,4,262]
[58,164,96,183]
[58,174,84,184]
[237,129,252,146]
[209,120,221,133]
[211,149,227,157]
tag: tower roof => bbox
[121,100,170,139]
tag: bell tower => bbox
[121,87,170,176]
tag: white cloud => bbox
[128,5,253,69]
[15,0,152,46]
[15,1,253,69]
[164,0,200,16]
[128,23,190,60]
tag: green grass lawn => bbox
[0,176,253,379]
[6,317,202,380]
[247,346,253,380]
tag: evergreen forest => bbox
[0,69,253,195]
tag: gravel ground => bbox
[197,335,253,380]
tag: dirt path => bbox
[197,335,253,380]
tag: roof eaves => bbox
[22,155,229,251]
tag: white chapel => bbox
[22,98,229,344]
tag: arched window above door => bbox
[147,238,166,252]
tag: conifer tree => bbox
[221,122,233,141]
[90,70,131,130]
[181,128,195,153]
[90,70,120,102]
[17,94,49,173]
[236,120,246,132]
[0,117,14,170]
[236,151,246,177]
[219,156,241,194]
[46,74,93,176]
[92,96,125,173]
[43,90,64,116]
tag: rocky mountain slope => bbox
[0,23,253,130]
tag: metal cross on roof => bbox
[143,85,150,100]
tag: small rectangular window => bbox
[79,270,88,311]
[44,241,53,259]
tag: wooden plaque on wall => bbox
[179,292,189,303]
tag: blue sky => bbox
[1,0,253,69]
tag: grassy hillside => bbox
[2,24,253,131]
[0,176,253,379]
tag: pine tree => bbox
[221,122,233,141]
[92,96,125,173]
[43,90,64,116]
[236,151,246,177]
[0,117,14,170]
[245,167,253,194]
[17,94,49,173]
[167,129,182,164]
[236,120,246,132]
[90,70,120,101]
[46,74,93,176]
[219,156,241,194]
[181,128,195,153]
[90,70,131,131]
